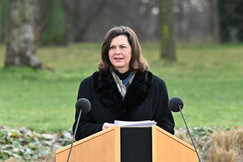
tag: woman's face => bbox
[108,35,132,73]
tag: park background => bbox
[0,0,242,161]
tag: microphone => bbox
[168,97,202,162]
[75,98,91,114]
[67,98,91,162]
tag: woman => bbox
[73,26,175,140]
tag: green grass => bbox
[0,42,242,133]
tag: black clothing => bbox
[114,70,130,80]
[73,70,175,140]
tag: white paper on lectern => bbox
[114,120,157,127]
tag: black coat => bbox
[73,70,175,140]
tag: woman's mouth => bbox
[115,58,123,61]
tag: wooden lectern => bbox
[56,126,198,162]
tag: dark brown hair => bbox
[98,26,149,72]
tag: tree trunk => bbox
[4,0,42,68]
[160,0,176,60]
[0,0,10,43]
[211,0,220,42]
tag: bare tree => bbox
[4,0,42,68]
[160,0,176,60]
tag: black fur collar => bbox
[92,70,152,120]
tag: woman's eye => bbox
[110,46,115,49]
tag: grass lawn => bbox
[0,42,242,133]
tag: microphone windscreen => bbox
[75,98,91,114]
[168,96,184,112]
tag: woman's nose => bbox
[114,48,121,54]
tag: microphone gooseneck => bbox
[67,98,91,162]
[169,97,202,162]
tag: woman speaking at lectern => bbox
[72,26,175,140]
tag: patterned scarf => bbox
[111,71,135,98]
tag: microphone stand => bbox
[67,109,82,162]
[179,105,202,162]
